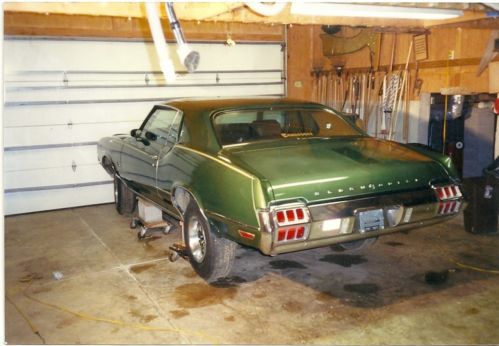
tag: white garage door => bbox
[4,37,285,215]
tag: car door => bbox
[120,106,180,203]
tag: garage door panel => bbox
[4,146,102,173]
[5,40,283,72]
[6,84,283,105]
[4,121,140,148]
[4,184,114,216]
[4,167,75,190]
[4,37,285,215]
[4,163,110,190]
[3,103,148,127]
[6,71,283,89]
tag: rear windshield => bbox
[213,108,362,146]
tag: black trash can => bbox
[463,157,499,234]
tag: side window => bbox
[142,108,182,146]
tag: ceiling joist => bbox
[3,2,492,30]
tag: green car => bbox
[98,98,464,282]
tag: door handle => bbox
[151,155,158,166]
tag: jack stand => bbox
[169,243,188,262]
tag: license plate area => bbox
[357,208,385,232]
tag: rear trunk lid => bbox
[222,137,449,204]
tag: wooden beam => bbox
[3,3,492,30]
[4,11,284,42]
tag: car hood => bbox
[221,137,450,203]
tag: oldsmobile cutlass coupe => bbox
[98,98,464,282]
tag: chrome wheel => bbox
[187,215,207,263]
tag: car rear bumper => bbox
[258,189,465,255]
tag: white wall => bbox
[3,37,285,215]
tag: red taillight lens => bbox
[276,211,285,224]
[278,229,286,241]
[296,208,304,220]
[286,228,296,240]
[286,210,295,222]
[296,226,305,238]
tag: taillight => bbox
[273,206,310,226]
[277,226,307,242]
[434,184,462,201]
[273,205,310,243]
[433,184,462,215]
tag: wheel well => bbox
[101,156,116,175]
[172,187,198,216]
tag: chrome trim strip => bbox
[205,210,258,233]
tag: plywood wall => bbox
[288,25,496,101]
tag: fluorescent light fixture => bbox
[290,3,464,20]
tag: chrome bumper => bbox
[259,188,464,255]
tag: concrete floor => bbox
[4,204,499,344]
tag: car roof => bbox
[158,97,335,154]
[163,97,323,116]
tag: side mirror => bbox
[145,131,157,141]
[130,129,140,137]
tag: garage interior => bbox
[3,2,499,344]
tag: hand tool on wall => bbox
[390,40,413,141]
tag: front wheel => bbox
[114,175,136,215]
[183,204,237,283]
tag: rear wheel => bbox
[183,203,237,283]
[338,237,377,251]
[114,175,136,215]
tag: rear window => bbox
[213,108,361,146]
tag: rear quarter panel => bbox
[158,145,268,229]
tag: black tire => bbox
[114,175,136,215]
[183,203,237,283]
[338,237,377,251]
